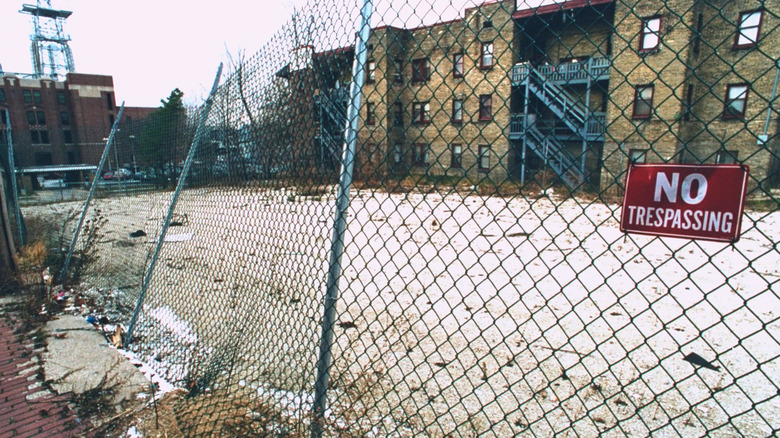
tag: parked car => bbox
[102,168,133,180]
[39,173,66,189]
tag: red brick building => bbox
[0,72,154,168]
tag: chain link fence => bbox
[20,0,780,435]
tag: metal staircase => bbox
[524,125,583,189]
[515,63,592,137]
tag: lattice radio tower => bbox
[20,0,75,79]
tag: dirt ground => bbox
[20,185,780,436]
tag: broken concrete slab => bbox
[43,314,150,410]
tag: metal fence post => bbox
[59,103,125,282]
[5,109,23,245]
[311,1,373,436]
[124,64,223,347]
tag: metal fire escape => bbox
[511,58,609,189]
[20,1,75,79]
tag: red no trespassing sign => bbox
[620,164,750,242]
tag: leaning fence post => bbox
[124,64,223,347]
[310,1,373,436]
[5,109,23,245]
[60,103,125,282]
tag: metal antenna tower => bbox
[20,0,75,79]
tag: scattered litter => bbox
[112,325,125,348]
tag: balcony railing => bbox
[512,57,611,86]
[510,112,606,139]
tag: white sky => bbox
[0,1,548,108]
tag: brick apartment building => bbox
[0,72,154,175]
[305,0,780,191]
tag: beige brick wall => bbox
[357,0,516,183]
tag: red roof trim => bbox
[513,0,614,19]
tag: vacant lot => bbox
[23,185,780,436]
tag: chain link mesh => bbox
[25,0,780,435]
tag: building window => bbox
[393,101,404,126]
[683,85,694,121]
[479,94,492,121]
[107,92,114,110]
[366,101,376,125]
[23,90,32,104]
[452,98,464,123]
[632,84,654,119]
[30,130,40,143]
[724,84,749,119]
[412,101,430,124]
[453,52,464,78]
[693,14,703,56]
[63,129,73,144]
[60,111,70,125]
[57,91,66,105]
[0,89,5,102]
[393,143,404,164]
[478,145,490,171]
[109,114,115,125]
[39,130,49,144]
[412,58,431,82]
[33,90,42,104]
[716,150,738,164]
[37,111,46,125]
[413,143,429,166]
[451,144,462,168]
[629,149,647,163]
[639,17,661,52]
[27,111,36,125]
[0,110,7,125]
[366,60,376,83]
[481,42,494,69]
[394,59,403,83]
[735,10,762,48]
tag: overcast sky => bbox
[0,1,546,108]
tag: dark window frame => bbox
[629,148,648,164]
[632,84,654,119]
[481,41,494,69]
[452,98,464,123]
[412,143,428,166]
[23,90,32,104]
[63,129,73,144]
[412,101,430,124]
[33,90,42,104]
[450,143,463,168]
[366,101,376,125]
[0,89,6,102]
[393,101,404,126]
[366,59,376,83]
[411,58,431,83]
[716,149,739,164]
[734,10,762,49]
[29,130,40,144]
[639,16,662,53]
[453,52,464,78]
[36,111,46,125]
[478,145,490,172]
[479,94,493,121]
[27,111,36,125]
[393,59,404,83]
[723,83,749,119]
[60,111,70,125]
[57,90,66,105]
